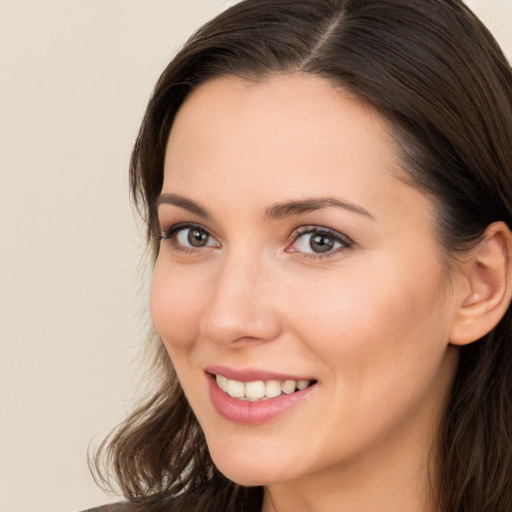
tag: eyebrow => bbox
[155,193,373,220]
[264,197,373,220]
[156,193,211,218]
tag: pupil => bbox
[188,229,208,247]
[310,234,334,253]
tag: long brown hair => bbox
[92,1,512,510]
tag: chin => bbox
[213,462,284,487]
[206,438,297,487]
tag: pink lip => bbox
[205,365,315,382]
[206,372,317,425]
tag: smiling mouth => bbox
[214,374,316,402]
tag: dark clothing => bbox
[81,504,133,512]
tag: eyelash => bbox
[156,222,218,253]
[287,226,353,260]
[157,222,353,259]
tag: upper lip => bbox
[205,365,316,383]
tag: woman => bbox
[89,0,512,511]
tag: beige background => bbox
[0,1,510,511]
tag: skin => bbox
[150,74,465,512]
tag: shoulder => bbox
[80,503,134,512]
[79,500,181,512]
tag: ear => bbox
[450,221,512,346]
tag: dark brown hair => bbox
[93,1,512,511]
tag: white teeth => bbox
[225,379,245,398]
[216,374,228,392]
[245,380,266,399]
[215,375,313,400]
[297,380,309,390]
[265,380,282,398]
[282,380,296,394]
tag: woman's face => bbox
[151,75,460,489]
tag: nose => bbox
[199,251,282,347]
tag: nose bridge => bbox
[199,245,281,346]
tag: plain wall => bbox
[0,1,510,511]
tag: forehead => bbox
[167,74,393,152]
[165,74,397,187]
[161,74,432,230]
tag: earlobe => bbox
[450,221,512,346]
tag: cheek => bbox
[285,263,455,438]
[284,257,451,375]
[150,260,206,353]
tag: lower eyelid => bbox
[172,246,196,255]
[299,251,338,261]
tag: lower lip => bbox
[208,374,316,424]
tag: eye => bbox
[287,227,352,256]
[159,223,220,250]
[176,227,216,248]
